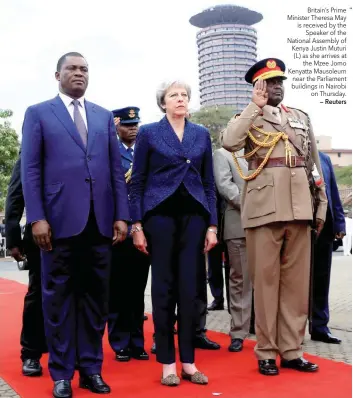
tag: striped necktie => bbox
[72,99,88,148]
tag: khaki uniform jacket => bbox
[221,102,327,229]
[213,148,246,240]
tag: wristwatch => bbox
[130,225,143,235]
[207,227,218,234]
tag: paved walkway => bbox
[0,250,351,397]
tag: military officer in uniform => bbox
[108,107,150,361]
[222,58,327,376]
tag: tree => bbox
[189,106,235,149]
[0,110,20,211]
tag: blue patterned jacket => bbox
[129,116,218,225]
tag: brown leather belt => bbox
[248,156,306,170]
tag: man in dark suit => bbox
[207,191,230,312]
[21,52,130,398]
[311,152,346,344]
[107,107,150,362]
[5,157,47,377]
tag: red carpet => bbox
[0,277,351,398]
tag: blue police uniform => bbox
[107,107,150,360]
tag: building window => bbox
[338,152,341,158]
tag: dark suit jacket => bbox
[319,151,346,234]
[5,157,32,250]
[118,140,133,175]
[129,116,217,225]
[21,95,130,239]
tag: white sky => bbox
[1,0,352,148]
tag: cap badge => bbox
[266,60,276,69]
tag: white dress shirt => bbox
[58,92,88,130]
[122,143,135,156]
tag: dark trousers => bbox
[108,237,150,351]
[144,192,208,364]
[20,240,47,361]
[207,243,230,308]
[41,212,111,381]
[312,213,334,334]
[196,256,208,335]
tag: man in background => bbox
[213,143,252,353]
[310,152,346,344]
[5,157,47,377]
[108,107,150,362]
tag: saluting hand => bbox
[32,220,52,251]
[252,79,268,108]
[113,117,121,127]
[113,221,128,244]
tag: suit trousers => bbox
[144,191,208,364]
[246,221,310,361]
[207,242,230,308]
[312,212,334,334]
[108,237,150,351]
[20,239,47,361]
[226,238,252,340]
[41,210,111,381]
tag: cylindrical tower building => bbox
[190,5,263,113]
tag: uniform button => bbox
[291,172,296,176]
[255,110,259,113]
[257,186,261,190]
[87,156,91,161]
[186,159,191,164]
[85,178,90,183]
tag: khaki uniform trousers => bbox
[226,238,252,340]
[246,221,310,361]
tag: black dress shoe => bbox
[22,359,42,376]
[151,341,156,354]
[115,348,131,362]
[79,374,111,394]
[131,348,149,360]
[53,380,72,398]
[311,332,342,344]
[194,334,220,350]
[228,338,243,352]
[143,314,148,321]
[207,300,224,311]
[258,360,279,376]
[281,357,319,372]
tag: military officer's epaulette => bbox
[284,105,310,120]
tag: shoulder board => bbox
[285,105,310,119]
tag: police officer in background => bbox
[5,157,47,376]
[108,107,150,361]
[222,58,327,376]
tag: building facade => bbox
[190,5,263,114]
[316,135,352,167]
